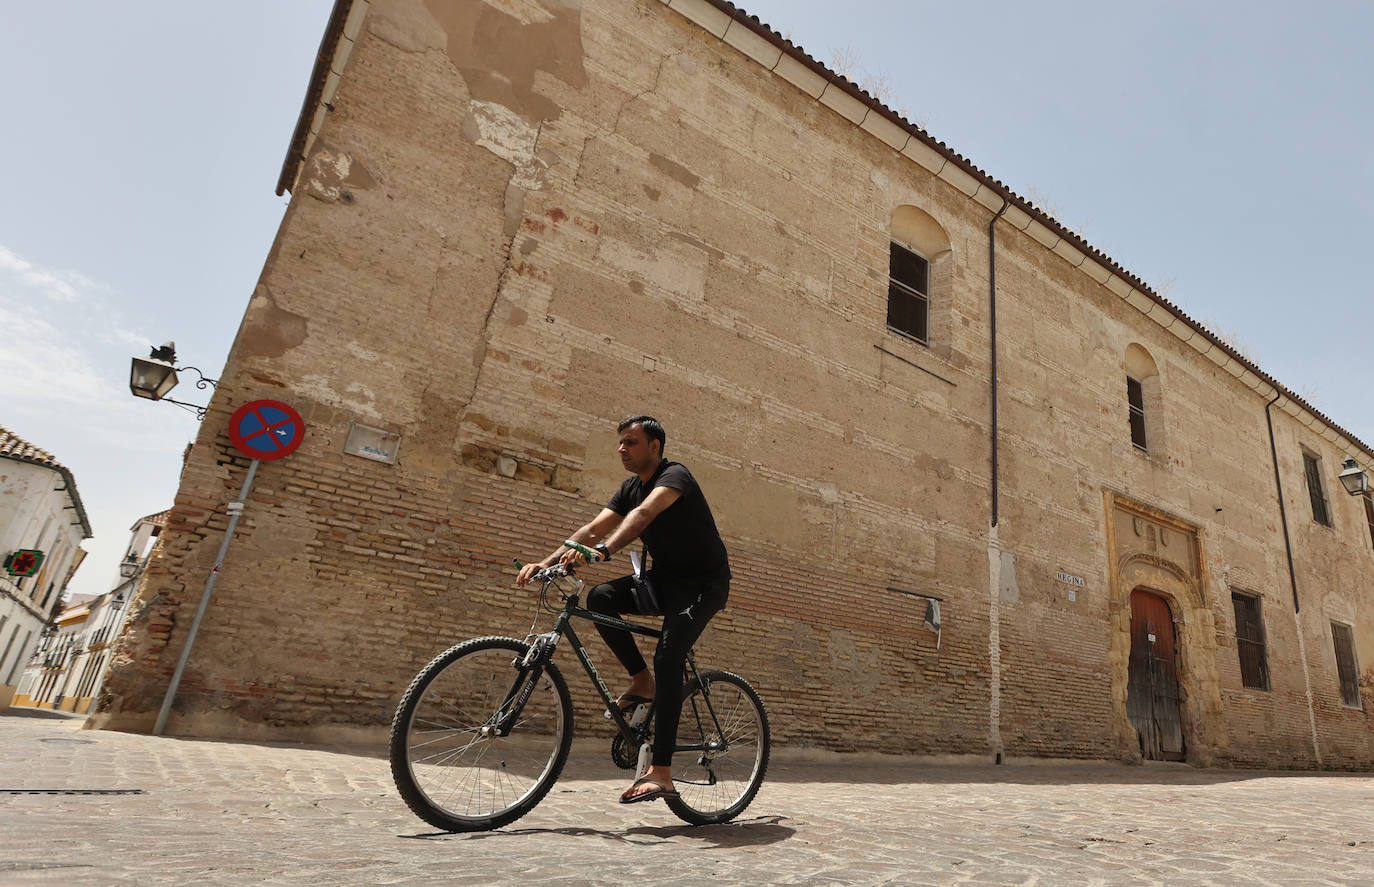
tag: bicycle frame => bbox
[495,575,724,759]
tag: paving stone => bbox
[3,711,1373,885]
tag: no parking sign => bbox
[228,400,305,460]
[158,397,305,735]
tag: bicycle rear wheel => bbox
[389,636,573,832]
[665,670,769,826]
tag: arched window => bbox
[888,206,951,346]
[1124,344,1160,453]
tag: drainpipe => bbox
[1264,390,1300,614]
[989,197,1009,529]
[987,197,1009,765]
[1264,389,1322,766]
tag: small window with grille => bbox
[1331,622,1361,707]
[1363,493,1374,548]
[1230,592,1269,690]
[887,240,929,344]
[1303,451,1331,527]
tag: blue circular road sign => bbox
[228,400,305,460]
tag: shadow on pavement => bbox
[1,707,87,721]
[403,814,794,847]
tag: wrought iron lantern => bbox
[129,343,180,401]
[1338,457,1369,497]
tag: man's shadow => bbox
[402,814,793,848]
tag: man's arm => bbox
[597,486,681,557]
[516,508,623,586]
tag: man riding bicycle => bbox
[516,415,730,804]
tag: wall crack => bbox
[611,51,677,137]
[460,121,546,419]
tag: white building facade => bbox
[13,510,165,713]
[0,426,91,708]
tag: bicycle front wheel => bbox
[666,670,770,826]
[389,636,573,832]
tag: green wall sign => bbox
[4,550,45,577]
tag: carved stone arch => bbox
[1125,342,1158,380]
[890,204,951,259]
[1117,552,1206,613]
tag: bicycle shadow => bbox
[402,814,794,848]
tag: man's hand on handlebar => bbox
[515,561,546,588]
[515,540,602,588]
[558,539,603,570]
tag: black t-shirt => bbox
[607,460,729,579]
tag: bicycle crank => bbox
[610,733,637,770]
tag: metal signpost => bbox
[153,400,305,735]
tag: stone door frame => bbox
[1103,491,1227,766]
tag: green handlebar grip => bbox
[562,539,601,562]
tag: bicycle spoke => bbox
[394,640,569,828]
[667,672,769,825]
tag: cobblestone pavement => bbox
[2,708,1372,886]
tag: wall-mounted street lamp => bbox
[129,342,218,418]
[118,554,143,580]
[1338,457,1370,497]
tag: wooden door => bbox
[1126,590,1185,760]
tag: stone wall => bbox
[92,0,1373,767]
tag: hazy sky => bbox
[1,2,333,595]
[3,1,1372,598]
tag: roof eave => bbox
[275,0,355,196]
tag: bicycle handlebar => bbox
[513,558,576,583]
[512,539,601,588]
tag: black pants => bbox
[587,570,729,767]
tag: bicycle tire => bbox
[389,636,573,832]
[665,670,770,826]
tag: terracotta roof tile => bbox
[0,426,67,471]
[130,509,171,531]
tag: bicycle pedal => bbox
[603,702,647,723]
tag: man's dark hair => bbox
[618,415,666,454]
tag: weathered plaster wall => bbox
[92,0,1373,766]
[1,459,87,709]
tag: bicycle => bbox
[388,542,770,832]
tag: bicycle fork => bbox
[490,631,559,737]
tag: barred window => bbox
[887,241,929,344]
[1331,622,1361,707]
[1231,592,1269,690]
